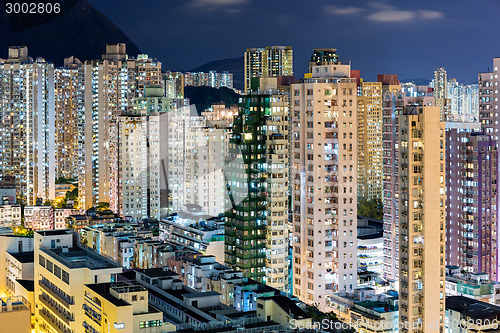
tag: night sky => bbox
[89,0,500,84]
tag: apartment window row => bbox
[39,254,69,284]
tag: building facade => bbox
[244,46,293,93]
[0,46,56,205]
[397,105,445,333]
[34,230,123,333]
[225,87,289,292]
[0,204,22,227]
[54,59,81,180]
[357,81,383,200]
[446,122,498,281]
[78,44,162,211]
[291,62,358,311]
[381,76,435,282]
[183,70,233,89]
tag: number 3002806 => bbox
[5,2,61,14]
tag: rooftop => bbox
[355,300,398,313]
[118,270,137,281]
[358,232,383,240]
[40,246,122,270]
[8,251,34,263]
[16,279,34,292]
[259,295,310,320]
[85,283,130,307]
[137,268,178,278]
[177,321,281,333]
[183,291,220,299]
[36,229,72,236]
[446,296,500,320]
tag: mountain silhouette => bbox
[0,0,141,64]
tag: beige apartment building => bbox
[291,62,358,311]
[0,296,31,333]
[83,281,163,333]
[397,105,445,333]
[357,81,383,200]
[34,230,123,333]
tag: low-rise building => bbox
[81,223,154,268]
[206,270,245,307]
[349,298,399,333]
[6,251,34,295]
[15,280,35,329]
[83,280,164,333]
[0,235,34,295]
[55,183,76,201]
[234,280,278,312]
[446,266,500,305]
[34,230,123,333]
[54,208,78,230]
[358,216,384,274]
[123,267,287,332]
[24,205,54,230]
[66,214,90,231]
[0,296,31,333]
[326,288,399,332]
[160,213,224,263]
[446,296,500,333]
[256,295,312,328]
[0,204,22,227]
[181,255,230,291]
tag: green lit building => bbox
[225,81,289,291]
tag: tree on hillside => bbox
[358,198,383,220]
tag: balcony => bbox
[82,304,101,325]
[39,294,74,325]
[39,309,72,333]
[82,321,99,333]
[39,279,73,308]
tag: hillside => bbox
[184,86,240,114]
[0,0,141,65]
[189,56,244,91]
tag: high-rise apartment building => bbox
[164,71,184,99]
[34,230,123,333]
[291,62,357,311]
[381,76,435,282]
[225,79,289,291]
[0,46,56,205]
[434,67,448,120]
[446,79,479,122]
[116,86,190,220]
[185,124,230,217]
[381,78,404,281]
[357,81,383,200]
[117,113,169,220]
[308,48,339,73]
[184,70,233,89]
[78,44,162,211]
[116,85,227,220]
[478,61,500,140]
[54,57,81,180]
[398,105,445,333]
[244,46,293,93]
[446,122,498,281]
